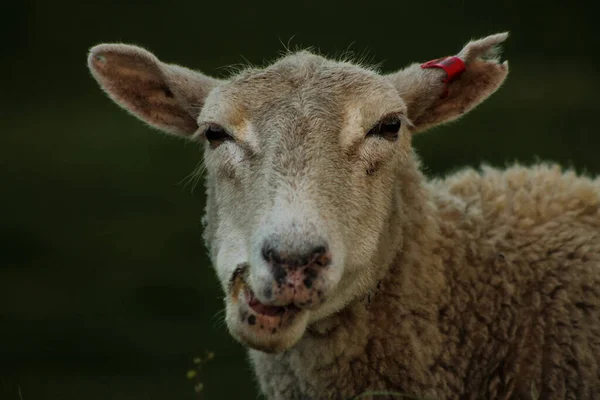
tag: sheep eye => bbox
[366,116,402,140]
[204,125,233,148]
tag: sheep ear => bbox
[387,32,509,133]
[88,44,220,137]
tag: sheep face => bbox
[199,55,412,352]
[88,33,509,353]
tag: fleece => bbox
[250,161,600,399]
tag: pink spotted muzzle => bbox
[260,244,332,309]
[228,244,332,336]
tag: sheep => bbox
[87,32,600,399]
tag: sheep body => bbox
[86,33,600,400]
[251,163,600,399]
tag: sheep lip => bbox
[246,288,300,317]
[227,268,308,352]
[229,263,301,319]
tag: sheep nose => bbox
[260,242,332,307]
[261,244,331,270]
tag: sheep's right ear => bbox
[88,44,220,137]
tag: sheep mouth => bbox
[246,288,300,317]
[229,263,302,332]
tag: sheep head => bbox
[88,33,509,353]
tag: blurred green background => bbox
[1,1,598,399]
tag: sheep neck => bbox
[250,155,451,399]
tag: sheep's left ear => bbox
[387,32,509,133]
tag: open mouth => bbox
[230,264,302,332]
[242,287,302,337]
[246,287,300,317]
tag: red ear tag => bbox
[420,56,466,99]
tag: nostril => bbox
[262,245,285,266]
[261,246,274,264]
[311,246,329,267]
[261,242,331,268]
[312,246,326,257]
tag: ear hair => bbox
[458,32,508,64]
[88,44,221,136]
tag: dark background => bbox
[1,1,598,399]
